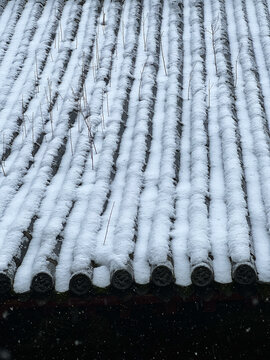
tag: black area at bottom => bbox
[1,300,270,359]
[0,273,11,295]
[151,265,174,287]
[69,274,92,296]
[31,273,54,294]
[191,265,214,287]
[111,269,133,290]
[234,264,257,285]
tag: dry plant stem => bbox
[70,128,73,155]
[122,19,125,46]
[115,43,118,59]
[103,201,115,245]
[211,24,217,75]
[92,140,97,154]
[82,88,86,109]
[160,33,167,76]
[208,80,214,108]
[92,63,96,81]
[35,53,39,94]
[35,52,38,77]
[39,104,44,130]
[45,89,49,107]
[2,132,5,166]
[84,85,88,106]
[60,20,63,41]
[235,59,238,88]
[50,111,54,137]
[31,113,35,145]
[234,46,241,87]
[78,111,81,132]
[206,19,219,76]
[47,78,52,105]
[96,34,99,67]
[188,72,192,100]
[101,99,105,130]
[142,14,147,51]
[23,121,27,140]
[139,62,146,100]
[102,11,105,34]
[82,51,86,80]
[187,64,197,100]
[90,144,94,170]
[21,96,26,138]
[106,92,109,117]
[78,108,97,155]
[97,22,99,39]
[39,104,46,142]
[0,161,6,177]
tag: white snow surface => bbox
[0,0,269,292]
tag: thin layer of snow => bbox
[188,0,211,267]
[70,0,141,276]
[111,0,164,273]
[226,0,270,280]
[95,0,149,283]
[205,0,231,283]
[232,0,270,236]
[171,0,192,286]
[148,0,182,270]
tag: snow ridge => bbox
[188,0,211,268]
[233,0,270,234]
[111,0,164,272]
[70,0,141,276]
[148,0,183,269]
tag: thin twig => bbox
[106,91,109,117]
[234,45,242,88]
[208,80,214,108]
[70,128,74,155]
[103,201,115,245]
[101,97,105,131]
[2,131,5,166]
[96,33,100,67]
[139,62,146,100]
[22,96,27,139]
[50,110,54,137]
[160,32,167,76]
[0,161,6,177]
[59,19,63,41]
[122,19,125,47]
[31,112,35,145]
[187,63,197,100]
[142,14,147,52]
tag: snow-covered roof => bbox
[0,0,270,296]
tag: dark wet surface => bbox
[0,288,270,359]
